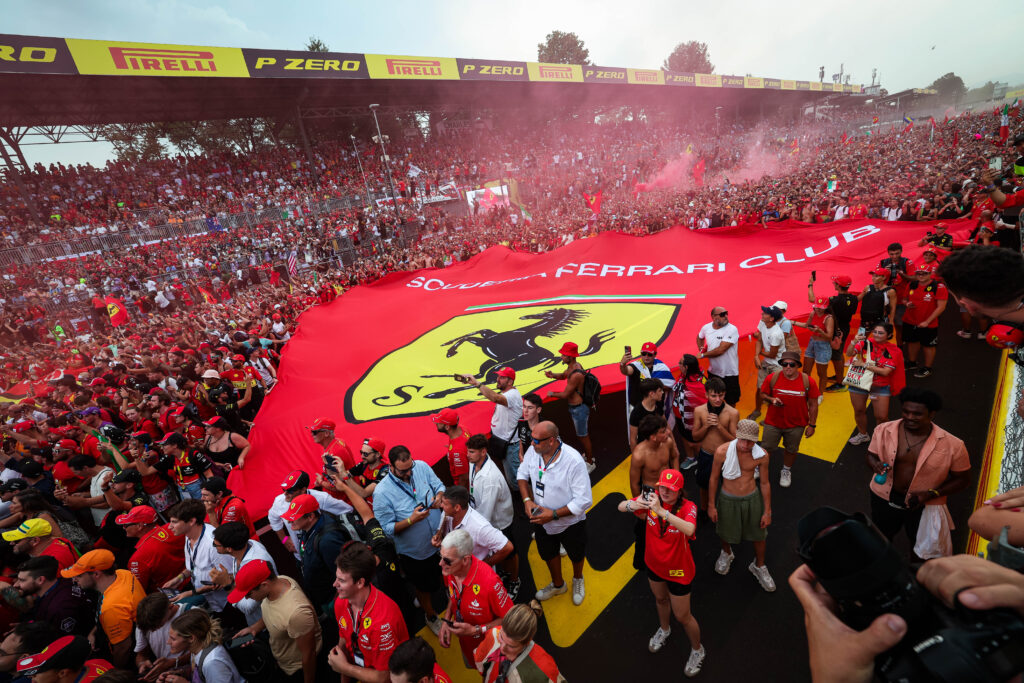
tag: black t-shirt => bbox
[925,233,954,248]
[515,419,532,452]
[30,577,96,636]
[829,293,859,331]
[629,402,661,429]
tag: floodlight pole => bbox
[369,104,404,230]
[350,134,373,209]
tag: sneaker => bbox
[780,468,792,488]
[648,626,671,653]
[914,367,932,378]
[956,330,971,339]
[681,456,698,470]
[977,332,986,340]
[749,562,777,592]
[505,577,521,602]
[425,615,442,635]
[824,382,846,392]
[535,582,567,601]
[684,646,706,677]
[572,577,585,605]
[559,544,567,557]
[848,432,871,445]
[904,360,919,370]
[714,549,735,575]
[585,460,596,474]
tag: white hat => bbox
[202,369,221,379]
[772,300,788,311]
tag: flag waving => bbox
[198,286,218,304]
[104,296,129,327]
[1000,104,1010,146]
[582,191,602,215]
[692,158,706,186]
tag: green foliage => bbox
[537,30,590,65]
[662,41,714,74]
[927,72,966,102]
[306,36,329,52]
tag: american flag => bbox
[287,251,297,276]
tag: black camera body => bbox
[797,507,1024,682]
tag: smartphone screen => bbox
[811,270,816,282]
[625,345,632,356]
[990,157,1003,171]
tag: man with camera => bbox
[464,368,523,471]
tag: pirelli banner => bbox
[0,34,863,93]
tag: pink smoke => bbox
[634,154,698,194]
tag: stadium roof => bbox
[0,34,862,127]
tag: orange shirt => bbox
[99,569,145,644]
[868,420,970,506]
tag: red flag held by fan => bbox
[582,191,602,215]
[103,296,129,327]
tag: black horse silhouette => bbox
[423,307,614,399]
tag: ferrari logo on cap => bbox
[665,473,673,480]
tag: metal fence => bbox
[1001,360,1024,494]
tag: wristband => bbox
[552,508,559,520]
[405,516,412,525]
[985,184,997,192]
[281,537,289,545]
[929,488,940,498]
[522,497,532,503]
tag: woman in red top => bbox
[617,468,706,677]
[844,322,906,446]
[671,355,707,469]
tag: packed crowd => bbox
[1,100,1023,683]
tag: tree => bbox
[537,31,590,65]
[662,41,714,74]
[98,123,165,163]
[305,36,328,52]
[928,72,966,102]
[964,81,997,104]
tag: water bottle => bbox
[874,463,890,485]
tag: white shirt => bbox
[135,603,191,658]
[267,488,352,558]
[89,468,113,526]
[757,321,785,364]
[490,387,523,441]
[442,507,509,561]
[191,645,243,683]
[225,540,277,625]
[698,322,740,377]
[185,523,228,611]
[469,457,513,531]
[517,441,592,534]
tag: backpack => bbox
[572,367,602,409]
[198,638,276,683]
[781,320,801,354]
[860,286,888,322]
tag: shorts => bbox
[831,327,850,362]
[806,340,832,365]
[707,373,741,407]
[761,424,805,454]
[398,553,442,593]
[757,362,781,387]
[893,304,906,326]
[870,491,924,544]
[848,384,891,398]
[902,324,939,347]
[533,518,587,563]
[675,421,695,444]
[568,403,590,438]
[499,525,518,556]
[632,516,646,570]
[715,489,767,544]
[695,449,714,490]
[645,568,693,596]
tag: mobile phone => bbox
[438,616,456,627]
[989,157,1003,171]
[415,503,426,512]
[229,634,255,648]
[641,484,655,500]
[810,270,816,282]
[625,345,632,356]
[322,454,338,474]
[857,327,866,337]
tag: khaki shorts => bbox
[757,361,781,387]
[716,489,767,544]
[762,424,805,454]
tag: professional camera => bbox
[797,507,1024,682]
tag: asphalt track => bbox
[418,315,1003,681]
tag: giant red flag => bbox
[103,296,129,327]
[233,218,973,516]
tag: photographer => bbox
[789,554,1024,683]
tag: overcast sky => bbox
[6,0,1023,166]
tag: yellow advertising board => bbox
[66,38,248,77]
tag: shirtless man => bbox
[707,419,775,592]
[545,341,594,472]
[628,415,680,569]
[689,377,738,513]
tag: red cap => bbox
[199,342,212,349]
[916,262,939,274]
[280,470,309,491]
[17,636,90,677]
[934,222,948,229]
[281,493,319,521]
[559,342,580,357]
[870,267,890,277]
[309,417,335,432]
[11,421,33,433]
[641,342,658,354]
[88,378,106,387]
[656,468,684,491]
[813,296,830,308]
[496,367,516,380]
[432,408,459,426]
[231,354,246,362]
[169,346,183,354]
[57,439,79,450]
[115,505,158,525]
[216,346,230,353]
[183,349,197,356]
[272,313,282,321]
[832,274,853,287]
[364,437,386,454]
[227,559,273,604]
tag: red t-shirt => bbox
[902,282,948,328]
[215,496,255,537]
[446,429,470,480]
[335,586,409,673]
[443,557,512,627]
[433,663,453,683]
[1000,189,1024,209]
[128,524,186,592]
[40,537,79,571]
[632,498,698,584]
[327,439,357,471]
[219,369,249,392]
[852,341,899,387]
[52,461,86,492]
[759,373,821,429]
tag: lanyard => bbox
[537,443,561,482]
[186,526,205,571]
[450,560,480,622]
[391,476,422,506]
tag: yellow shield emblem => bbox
[362,616,372,629]
[345,303,679,422]
[472,584,481,595]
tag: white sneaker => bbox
[685,646,706,677]
[559,544,567,557]
[714,549,735,575]
[535,582,567,601]
[572,577,585,605]
[780,468,792,488]
[749,561,776,592]
[648,626,671,653]
[848,432,870,446]
[586,460,596,474]
[425,615,442,635]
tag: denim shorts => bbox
[848,384,891,398]
[568,403,590,437]
[806,339,832,365]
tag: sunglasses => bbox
[531,435,553,444]
[441,556,457,566]
[359,450,374,456]
[714,311,728,317]
[392,465,414,476]
[780,362,800,368]
[640,352,654,357]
